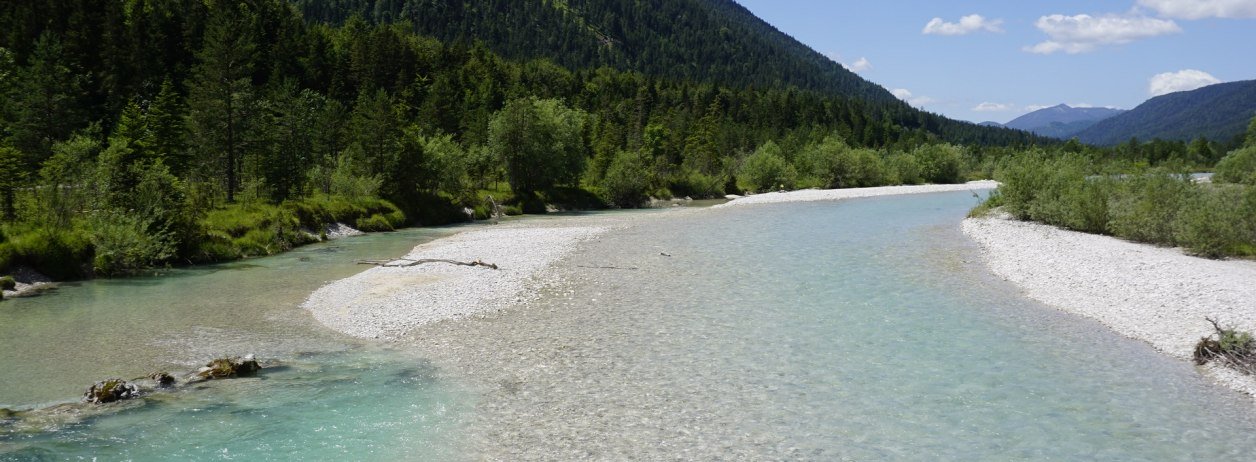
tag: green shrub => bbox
[355,214,395,232]
[672,170,725,198]
[912,144,964,184]
[738,141,796,193]
[600,150,650,207]
[0,243,13,273]
[89,212,177,276]
[1214,146,1256,185]
[1173,186,1253,258]
[1108,172,1193,245]
[0,275,15,291]
[8,228,93,280]
[885,153,922,185]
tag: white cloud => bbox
[1023,104,1051,112]
[1148,69,1222,96]
[826,53,873,74]
[1025,13,1181,54]
[923,14,1004,35]
[1138,0,1256,19]
[848,57,873,73]
[891,88,937,107]
[973,102,1015,112]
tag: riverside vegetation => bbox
[0,1,1239,285]
[975,116,1256,259]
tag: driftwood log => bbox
[356,258,500,270]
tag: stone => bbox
[83,379,139,404]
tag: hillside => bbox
[1077,80,1256,146]
[1004,104,1125,139]
[292,0,1039,146]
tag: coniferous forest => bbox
[0,0,1233,280]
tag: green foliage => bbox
[600,150,650,207]
[1108,172,1193,244]
[2,227,93,280]
[989,153,1256,258]
[912,144,965,184]
[0,275,15,291]
[489,97,589,195]
[89,211,176,276]
[737,141,796,193]
[1214,146,1256,185]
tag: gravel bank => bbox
[302,224,609,339]
[715,180,998,208]
[963,215,1256,396]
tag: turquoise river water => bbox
[4,191,1256,459]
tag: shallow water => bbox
[6,192,1256,459]
[0,226,457,407]
[407,191,1256,459]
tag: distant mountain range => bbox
[1076,80,1256,146]
[989,105,1126,139]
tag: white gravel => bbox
[963,215,1256,396]
[322,222,364,239]
[714,180,998,207]
[302,224,608,339]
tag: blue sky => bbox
[734,0,1256,124]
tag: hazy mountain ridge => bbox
[1003,104,1126,139]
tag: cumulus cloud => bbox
[923,14,1004,35]
[1025,13,1181,54]
[1148,69,1222,96]
[826,53,873,74]
[1138,0,1256,19]
[891,88,937,107]
[848,57,873,73]
[973,102,1015,112]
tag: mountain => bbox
[1077,80,1256,146]
[1003,104,1125,139]
[292,0,1041,146]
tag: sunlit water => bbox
[5,192,1256,459]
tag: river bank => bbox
[963,214,1256,397]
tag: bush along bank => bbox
[981,152,1256,259]
[0,195,407,285]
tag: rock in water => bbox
[196,355,262,379]
[150,372,176,388]
[83,379,139,404]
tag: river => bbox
[4,191,1256,459]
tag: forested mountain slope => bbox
[1077,80,1256,146]
[291,0,1039,146]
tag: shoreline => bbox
[963,215,1256,397]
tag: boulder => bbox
[83,378,139,404]
[196,355,261,380]
[150,372,176,388]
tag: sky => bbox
[734,0,1256,124]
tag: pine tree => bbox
[187,7,258,203]
[12,32,85,162]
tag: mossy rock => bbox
[83,378,139,404]
[0,275,14,291]
[196,355,261,380]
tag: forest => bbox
[0,0,1230,282]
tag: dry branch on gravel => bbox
[356,258,500,270]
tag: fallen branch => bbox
[356,258,500,270]
[575,265,639,270]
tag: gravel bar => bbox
[963,215,1256,396]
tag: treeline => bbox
[0,0,1022,281]
[980,119,1256,258]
